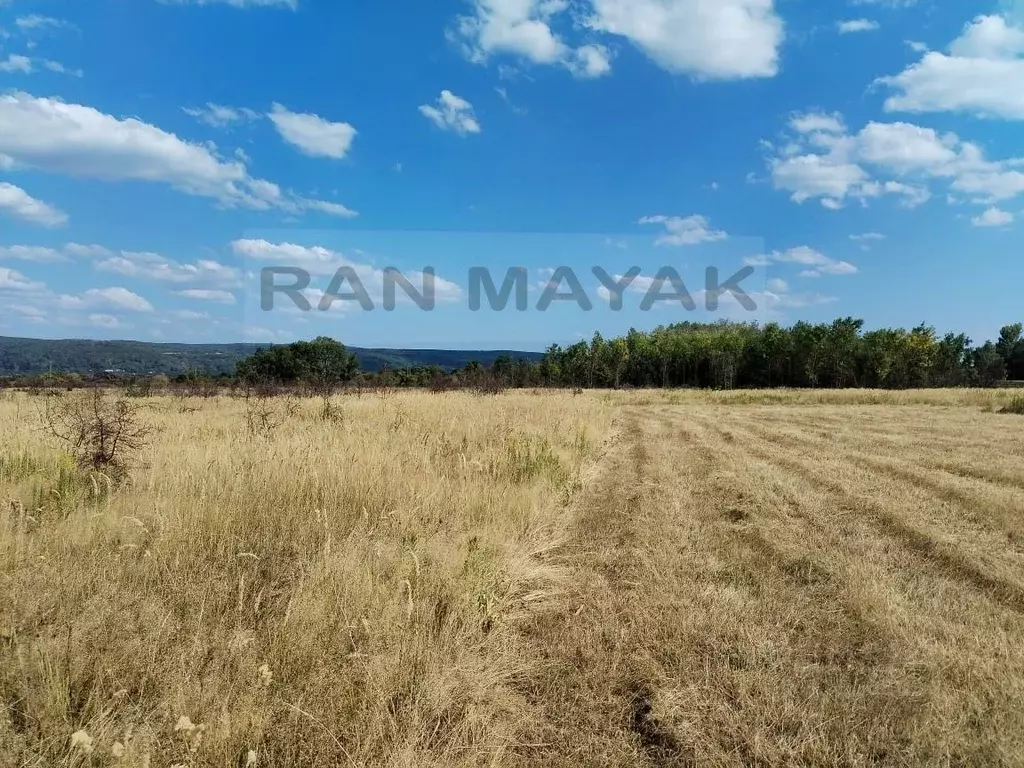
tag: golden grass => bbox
[3,387,1024,766]
[600,386,1024,409]
[519,396,1024,766]
[0,390,613,766]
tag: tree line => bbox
[229,323,1024,392]
[532,320,1024,390]
[4,321,1023,393]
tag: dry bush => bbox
[38,389,151,482]
[242,390,285,439]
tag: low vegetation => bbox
[1002,394,1024,415]
[2,387,1023,765]
[0,389,612,766]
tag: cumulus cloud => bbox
[879,15,1024,119]
[838,19,879,33]
[93,250,241,285]
[765,110,1024,209]
[174,289,237,304]
[0,182,68,226]
[0,54,32,73]
[231,239,463,306]
[971,207,1014,227]
[419,91,481,135]
[0,266,46,292]
[183,103,260,127]
[0,245,67,262]
[0,91,356,217]
[15,15,68,31]
[268,104,357,159]
[568,44,613,78]
[745,246,858,278]
[450,0,784,80]
[850,232,886,250]
[57,287,154,312]
[639,214,728,246]
[584,0,783,79]
[450,0,613,78]
[0,54,77,77]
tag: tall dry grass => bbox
[0,390,613,766]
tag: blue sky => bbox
[0,0,1021,350]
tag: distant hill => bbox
[0,336,542,376]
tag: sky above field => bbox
[0,0,1022,350]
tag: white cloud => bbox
[766,112,1024,208]
[854,121,960,172]
[639,214,728,246]
[92,249,240,285]
[53,287,153,312]
[879,15,1024,119]
[0,54,82,77]
[766,277,788,292]
[15,15,67,31]
[745,246,858,278]
[0,245,67,262]
[0,266,45,291]
[789,111,846,134]
[268,104,357,159]
[971,207,1014,227]
[0,54,32,73]
[850,232,886,250]
[419,90,481,135]
[568,44,613,78]
[231,239,463,305]
[759,290,837,310]
[0,91,356,217]
[0,182,68,226]
[451,0,613,78]
[171,309,210,320]
[9,304,47,320]
[79,287,153,312]
[174,289,237,304]
[949,13,1024,59]
[838,19,879,34]
[40,59,83,77]
[584,0,783,79]
[242,325,293,341]
[183,103,260,127]
[297,197,358,218]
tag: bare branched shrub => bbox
[243,390,284,439]
[319,395,344,423]
[40,389,151,482]
[283,394,303,418]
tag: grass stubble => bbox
[1,387,1023,766]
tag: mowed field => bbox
[1,388,1023,766]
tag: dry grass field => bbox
[2,388,1023,766]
